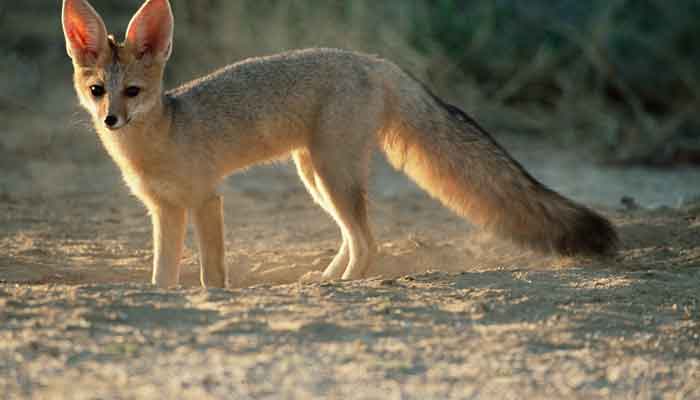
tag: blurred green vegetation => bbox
[1,0,699,165]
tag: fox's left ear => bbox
[62,0,109,65]
[125,0,174,63]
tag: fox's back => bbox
[166,49,388,131]
[162,48,400,173]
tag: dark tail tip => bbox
[554,208,619,256]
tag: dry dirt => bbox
[1,137,700,399]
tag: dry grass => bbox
[1,0,698,176]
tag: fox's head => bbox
[62,0,173,131]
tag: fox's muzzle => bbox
[103,114,129,130]
[105,115,118,127]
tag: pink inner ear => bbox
[66,19,94,57]
[131,21,161,56]
[63,0,106,61]
[126,0,173,59]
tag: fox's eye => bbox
[125,86,141,98]
[89,85,105,98]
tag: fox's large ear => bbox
[125,0,174,63]
[62,0,109,65]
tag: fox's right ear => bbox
[125,0,174,63]
[62,0,109,65]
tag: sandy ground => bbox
[1,137,700,399]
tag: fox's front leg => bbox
[192,195,227,288]
[150,201,187,288]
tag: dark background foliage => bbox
[1,0,699,166]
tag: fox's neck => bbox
[97,94,173,175]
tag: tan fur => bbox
[63,0,618,288]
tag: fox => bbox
[62,0,618,289]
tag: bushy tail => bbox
[380,74,618,256]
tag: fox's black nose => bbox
[105,115,118,127]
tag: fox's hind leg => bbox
[308,141,376,280]
[293,150,349,279]
[296,87,382,280]
[312,157,375,280]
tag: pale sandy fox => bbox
[62,0,618,288]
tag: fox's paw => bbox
[299,270,324,284]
